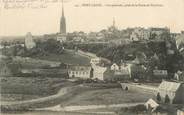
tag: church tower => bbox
[60,0,66,34]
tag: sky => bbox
[0,0,184,36]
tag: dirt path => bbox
[35,102,144,112]
[1,87,68,106]
[0,86,82,110]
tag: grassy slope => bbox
[32,50,90,65]
[0,77,76,97]
[62,88,155,106]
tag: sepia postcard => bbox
[0,0,184,115]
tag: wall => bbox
[68,70,91,79]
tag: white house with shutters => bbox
[68,65,92,79]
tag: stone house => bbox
[90,57,101,65]
[92,64,107,80]
[130,27,150,41]
[104,63,132,81]
[105,63,132,81]
[104,69,131,81]
[157,80,184,104]
[110,63,120,71]
[153,70,168,79]
[68,65,92,79]
[144,98,159,112]
[56,33,67,43]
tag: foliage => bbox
[164,95,170,103]
[156,92,161,102]
[35,39,64,54]
[1,39,64,57]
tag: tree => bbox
[125,86,128,91]
[165,94,170,103]
[156,92,161,102]
[90,68,94,78]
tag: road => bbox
[0,86,80,110]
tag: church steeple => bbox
[60,0,66,34]
[62,0,64,17]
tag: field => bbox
[61,88,155,106]
[32,50,90,65]
[1,76,155,114]
[0,76,155,105]
[0,77,76,100]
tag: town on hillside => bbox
[0,1,184,115]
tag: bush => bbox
[156,92,161,102]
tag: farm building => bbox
[157,80,184,104]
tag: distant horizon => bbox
[1,0,184,37]
[0,26,184,39]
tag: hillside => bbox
[32,49,91,65]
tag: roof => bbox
[144,98,159,109]
[111,63,119,66]
[158,81,183,92]
[68,65,91,71]
[104,69,130,78]
[153,53,159,60]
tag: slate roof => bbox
[144,98,159,109]
[68,65,91,71]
